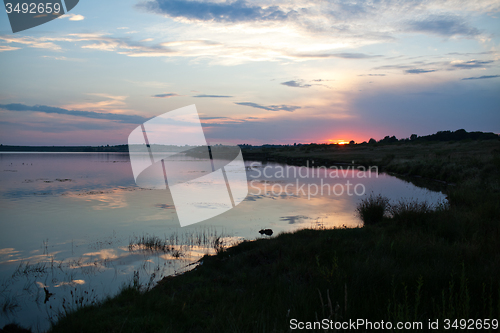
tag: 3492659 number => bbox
[443,319,498,330]
[5,2,61,14]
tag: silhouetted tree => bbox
[379,136,398,144]
[410,134,417,141]
[368,138,376,144]
[415,129,498,142]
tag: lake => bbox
[0,152,446,331]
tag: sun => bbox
[328,139,349,145]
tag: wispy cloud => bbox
[0,45,20,52]
[193,94,233,98]
[73,33,176,56]
[41,55,85,62]
[0,104,149,124]
[235,102,300,112]
[152,93,181,98]
[200,116,229,120]
[281,80,311,88]
[289,52,381,59]
[451,60,494,69]
[447,51,495,56]
[0,35,63,51]
[137,0,294,23]
[373,58,497,73]
[63,93,129,113]
[405,69,437,74]
[199,115,257,126]
[406,15,480,37]
[461,75,500,80]
[138,0,495,41]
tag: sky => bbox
[0,0,499,146]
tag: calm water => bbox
[0,152,446,331]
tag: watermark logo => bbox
[128,105,248,227]
[248,161,377,199]
[4,0,79,33]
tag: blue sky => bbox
[0,0,499,145]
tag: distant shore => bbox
[0,145,130,152]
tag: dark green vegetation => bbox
[242,136,499,184]
[375,129,498,144]
[355,194,390,225]
[44,136,500,332]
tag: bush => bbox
[356,194,390,225]
[389,199,433,225]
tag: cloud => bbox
[0,45,20,52]
[235,102,300,112]
[61,33,177,57]
[0,35,62,51]
[373,57,497,73]
[281,80,311,88]
[0,104,149,124]
[137,0,294,23]
[152,93,181,98]
[405,69,437,74]
[63,14,85,21]
[451,60,494,69]
[200,116,229,120]
[461,75,500,80]
[290,52,381,59]
[358,74,386,76]
[200,115,255,126]
[280,215,309,224]
[62,93,129,112]
[447,51,495,56]
[406,15,480,37]
[0,1,495,69]
[331,53,381,59]
[41,55,85,62]
[193,94,233,98]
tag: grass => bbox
[48,224,500,332]
[128,229,233,258]
[44,139,500,332]
[356,194,390,225]
[356,196,442,227]
[244,140,500,183]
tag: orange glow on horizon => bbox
[328,139,350,145]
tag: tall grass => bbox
[357,195,445,226]
[128,228,235,257]
[356,194,390,225]
[48,224,500,332]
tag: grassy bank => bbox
[46,140,499,332]
[243,140,500,183]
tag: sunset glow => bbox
[0,1,498,146]
[328,139,350,145]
